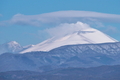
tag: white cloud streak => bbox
[1,10,120,27]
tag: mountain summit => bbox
[0,41,23,54]
[21,22,117,53]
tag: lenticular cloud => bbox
[1,10,120,27]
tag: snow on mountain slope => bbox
[21,22,118,53]
[23,44,35,49]
[0,41,23,54]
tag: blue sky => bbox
[0,0,120,46]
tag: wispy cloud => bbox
[1,10,120,27]
[44,21,91,39]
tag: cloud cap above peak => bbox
[1,10,120,27]
[45,21,91,38]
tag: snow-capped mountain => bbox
[0,41,23,54]
[21,26,118,53]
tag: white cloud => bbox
[45,21,91,38]
[1,10,120,27]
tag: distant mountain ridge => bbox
[0,65,120,80]
[0,42,120,72]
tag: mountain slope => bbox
[0,41,23,55]
[21,26,117,53]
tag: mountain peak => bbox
[21,28,118,53]
[0,41,23,54]
[7,41,19,45]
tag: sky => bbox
[0,0,120,46]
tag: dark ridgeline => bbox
[0,65,120,80]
